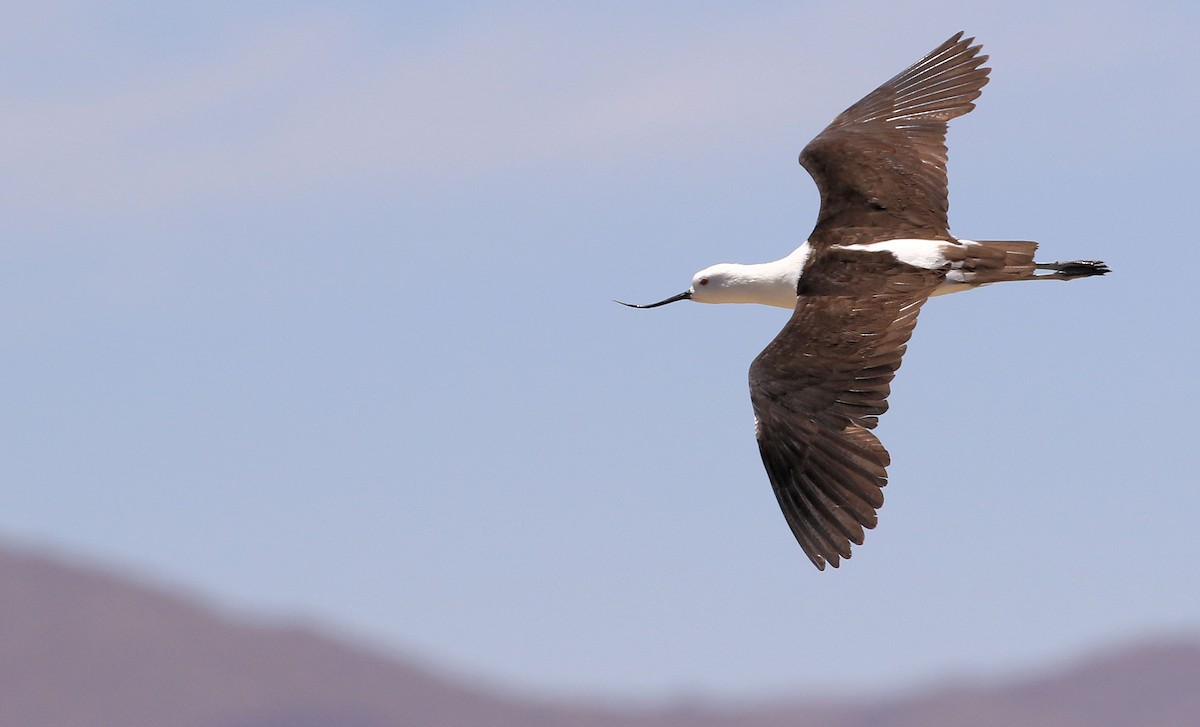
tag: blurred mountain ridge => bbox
[1,543,1197,727]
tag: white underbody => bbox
[688,238,982,309]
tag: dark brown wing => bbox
[748,253,944,569]
[800,32,990,247]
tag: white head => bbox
[617,241,808,310]
[688,263,756,304]
[617,262,785,308]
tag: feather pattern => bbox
[799,32,990,247]
[749,260,943,569]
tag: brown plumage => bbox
[620,32,1109,571]
[748,34,991,569]
[750,258,941,569]
[801,32,989,247]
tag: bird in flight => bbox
[619,32,1108,570]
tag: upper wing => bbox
[800,32,990,247]
[748,254,943,569]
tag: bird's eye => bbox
[699,278,709,286]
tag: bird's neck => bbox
[710,244,810,309]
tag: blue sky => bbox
[2,0,1198,702]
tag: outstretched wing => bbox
[800,32,990,247]
[748,253,943,569]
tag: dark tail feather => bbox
[960,241,1109,284]
[1035,259,1111,279]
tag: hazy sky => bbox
[2,0,1198,702]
